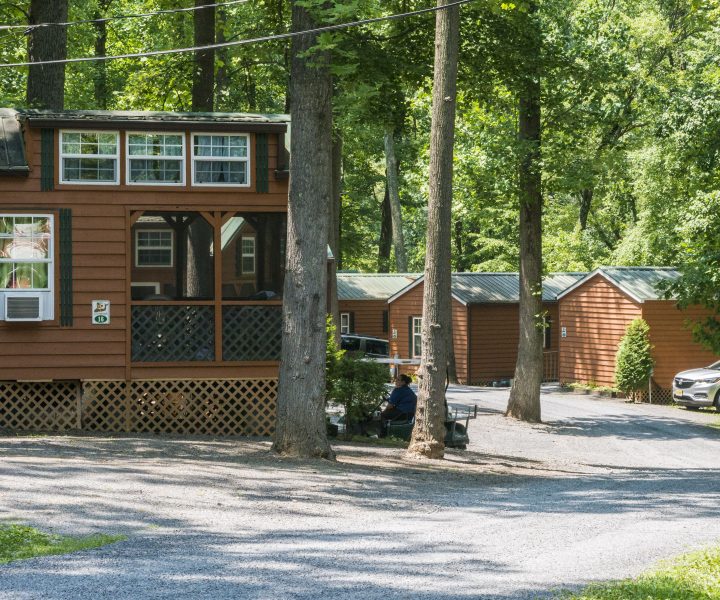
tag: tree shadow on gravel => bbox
[539,413,720,441]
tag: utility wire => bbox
[0,0,475,68]
[0,0,251,31]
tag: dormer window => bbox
[60,131,119,184]
[127,133,185,185]
[191,133,250,186]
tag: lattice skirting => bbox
[0,379,277,436]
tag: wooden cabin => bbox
[557,267,719,400]
[387,272,585,384]
[337,273,418,339]
[0,108,290,435]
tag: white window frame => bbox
[191,132,251,187]
[240,235,256,274]
[412,316,422,358]
[135,229,174,268]
[340,312,350,335]
[0,213,55,320]
[125,132,186,186]
[59,130,120,185]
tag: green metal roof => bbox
[0,109,28,174]
[557,267,680,302]
[387,272,587,304]
[337,273,419,301]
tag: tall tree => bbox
[506,2,543,423]
[192,0,215,112]
[384,128,408,271]
[408,0,460,460]
[272,0,334,459]
[27,0,68,109]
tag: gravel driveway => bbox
[1,386,719,599]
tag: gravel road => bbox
[1,386,719,599]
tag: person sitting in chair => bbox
[381,374,417,433]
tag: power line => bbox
[0,0,252,32]
[0,0,475,69]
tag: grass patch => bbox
[556,546,720,599]
[0,524,126,564]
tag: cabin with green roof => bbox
[557,267,719,400]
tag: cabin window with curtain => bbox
[0,215,52,291]
[127,133,184,185]
[412,316,422,358]
[60,131,119,184]
[192,134,250,186]
[340,312,350,334]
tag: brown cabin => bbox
[557,267,719,400]
[387,273,585,384]
[337,273,418,339]
[0,108,290,436]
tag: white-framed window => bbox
[135,229,174,267]
[0,214,54,320]
[126,132,185,185]
[412,316,422,358]
[191,133,250,186]
[60,130,119,184]
[340,312,350,335]
[240,236,255,274]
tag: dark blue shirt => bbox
[388,385,417,414]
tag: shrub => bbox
[615,318,655,400]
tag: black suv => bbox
[340,334,390,358]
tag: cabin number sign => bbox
[92,300,111,325]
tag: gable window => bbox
[135,230,174,267]
[412,316,422,358]
[192,134,250,186]
[60,131,119,184]
[127,133,184,185]
[240,236,255,274]
[340,312,350,335]
[0,214,54,320]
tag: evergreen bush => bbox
[615,318,655,400]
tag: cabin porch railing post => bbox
[124,380,132,433]
[75,380,82,430]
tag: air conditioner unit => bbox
[4,293,43,322]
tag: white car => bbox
[672,360,720,410]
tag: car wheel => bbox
[715,392,720,413]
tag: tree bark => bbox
[27,0,68,109]
[273,0,334,459]
[408,0,460,460]
[506,3,543,424]
[93,0,112,110]
[384,128,408,272]
[579,188,593,231]
[192,0,215,112]
[377,184,392,273]
[215,5,229,106]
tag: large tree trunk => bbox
[93,0,112,109]
[377,184,392,273]
[384,128,408,272]
[27,0,68,109]
[192,0,215,112]
[408,0,460,460]
[273,1,334,459]
[506,3,543,423]
[215,6,229,106]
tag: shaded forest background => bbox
[1,0,719,275]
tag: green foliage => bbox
[556,545,720,599]
[614,318,654,396]
[664,191,720,353]
[0,524,125,564]
[327,353,389,433]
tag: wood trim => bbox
[124,209,132,381]
[213,211,223,363]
